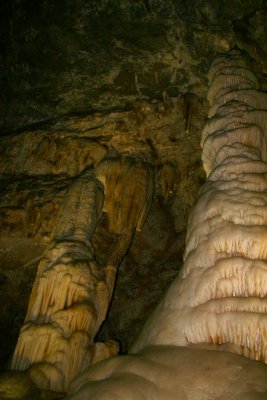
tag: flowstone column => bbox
[10,156,154,393]
[10,172,117,392]
[132,51,267,362]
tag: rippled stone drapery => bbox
[10,158,154,392]
[10,173,115,392]
[133,51,267,361]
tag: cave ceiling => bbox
[1,0,267,369]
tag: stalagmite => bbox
[67,51,267,399]
[10,157,154,393]
[10,172,119,392]
[132,51,267,359]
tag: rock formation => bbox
[1,2,267,399]
[133,51,267,360]
[66,51,267,399]
[10,159,153,392]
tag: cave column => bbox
[132,50,267,363]
[11,156,154,392]
[11,172,118,392]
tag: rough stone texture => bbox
[1,0,267,397]
[1,0,267,133]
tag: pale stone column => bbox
[132,51,267,363]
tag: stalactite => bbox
[158,162,175,199]
[95,157,154,234]
[182,93,199,133]
[94,157,154,301]
[132,51,267,363]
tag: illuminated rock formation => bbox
[132,51,267,361]
[10,173,114,392]
[10,159,154,392]
[95,157,153,235]
[67,51,267,399]
[95,157,154,295]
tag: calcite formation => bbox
[132,51,267,361]
[10,158,154,392]
[10,173,112,392]
[95,157,154,234]
[66,51,267,399]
